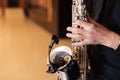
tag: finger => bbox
[72,40,88,46]
[75,20,93,30]
[66,33,85,40]
[66,27,85,34]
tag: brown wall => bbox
[0,0,7,7]
[0,0,25,7]
[19,0,25,7]
[37,0,47,8]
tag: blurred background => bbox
[0,0,72,80]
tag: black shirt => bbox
[86,0,120,80]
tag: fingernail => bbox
[66,27,69,30]
[66,33,69,37]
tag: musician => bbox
[66,0,120,80]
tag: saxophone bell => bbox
[48,46,72,72]
[48,46,80,80]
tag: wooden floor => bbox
[0,8,71,80]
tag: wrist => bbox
[105,32,120,50]
[112,34,120,50]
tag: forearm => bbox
[103,31,120,50]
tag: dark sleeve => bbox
[107,0,120,35]
[111,0,120,27]
[114,45,120,56]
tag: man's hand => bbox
[66,18,120,50]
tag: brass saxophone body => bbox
[72,0,89,80]
[47,0,90,80]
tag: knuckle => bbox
[76,35,80,39]
[77,29,81,32]
[90,23,95,28]
[88,24,95,32]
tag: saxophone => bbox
[47,0,90,80]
